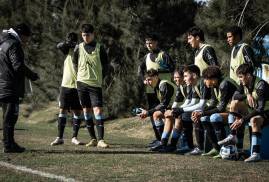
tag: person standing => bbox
[50,32,83,146]
[73,24,110,148]
[0,23,39,153]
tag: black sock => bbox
[202,122,220,151]
[86,119,96,139]
[182,121,193,149]
[58,117,66,138]
[170,128,181,147]
[212,122,226,141]
[194,122,204,150]
[252,132,262,154]
[72,118,81,138]
[96,119,104,140]
[236,125,245,150]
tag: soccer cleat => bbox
[185,147,203,155]
[147,139,160,148]
[218,134,238,146]
[3,143,25,153]
[150,143,165,152]
[202,148,219,156]
[71,137,82,145]
[86,139,97,147]
[244,153,261,163]
[50,137,64,146]
[159,145,177,153]
[176,146,191,155]
[213,154,222,159]
[97,140,109,148]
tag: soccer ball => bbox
[220,145,238,160]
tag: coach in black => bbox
[0,23,39,153]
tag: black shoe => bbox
[176,146,191,155]
[4,143,25,153]
[147,139,160,148]
[159,145,177,153]
[150,143,165,152]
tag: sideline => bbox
[0,161,78,182]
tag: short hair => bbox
[227,26,242,40]
[187,26,205,42]
[145,33,159,42]
[81,24,94,33]
[66,32,78,43]
[146,69,159,77]
[174,66,184,77]
[183,64,200,76]
[236,63,254,75]
[14,23,32,36]
[202,66,222,80]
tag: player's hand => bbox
[191,111,202,123]
[230,118,243,130]
[164,110,173,118]
[247,94,256,108]
[139,109,148,119]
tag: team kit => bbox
[50,24,268,163]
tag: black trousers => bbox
[1,97,19,148]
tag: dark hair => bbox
[14,23,32,36]
[183,64,200,76]
[66,32,78,43]
[81,24,94,33]
[146,69,159,77]
[236,63,254,75]
[227,26,242,40]
[174,66,184,77]
[202,66,222,80]
[145,33,159,41]
[187,26,205,42]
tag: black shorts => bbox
[59,87,82,110]
[77,81,103,108]
[261,111,269,127]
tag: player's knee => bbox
[210,113,223,123]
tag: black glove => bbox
[172,108,184,118]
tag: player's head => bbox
[81,23,94,44]
[226,26,242,47]
[187,26,205,48]
[236,63,254,86]
[183,64,200,86]
[173,66,185,86]
[145,33,159,52]
[202,66,222,88]
[145,69,159,88]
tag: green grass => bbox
[0,115,269,182]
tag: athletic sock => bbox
[95,114,104,140]
[170,128,181,147]
[84,113,96,139]
[58,114,67,138]
[72,115,81,138]
[251,132,261,154]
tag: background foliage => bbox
[0,0,268,117]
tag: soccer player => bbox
[150,67,188,152]
[73,24,110,148]
[172,65,216,155]
[191,66,238,158]
[138,33,175,146]
[219,63,269,162]
[51,32,83,146]
[187,26,218,74]
[138,69,176,149]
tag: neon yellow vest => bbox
[61,50,77,88]
[77,42,102,88]
[244,77,269,111]
[156,80,177,107]
[230,43,247,85]
[194,44,210,76]
[145,51,171,93]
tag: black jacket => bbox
[0,31,38,99]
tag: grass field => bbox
[0,107,269,182]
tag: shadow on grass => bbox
[27,149,160,155]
